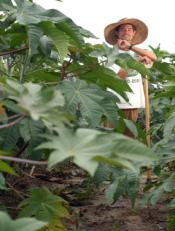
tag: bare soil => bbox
[0,164,169,231]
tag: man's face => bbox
[116,24,136,42]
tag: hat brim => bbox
[104,18,148,45]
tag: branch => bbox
[0,113,22,122]
[60,57,72,81]
[0,114,25,129]
[0,156,48,166]
[0,47,28,57]
[60,63,66,81]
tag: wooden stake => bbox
[143,75,152,181]
[143,76,150,147]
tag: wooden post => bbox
[143,76,150,147]
[143,75,152,181]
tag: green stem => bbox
[19,53,29,83]
[0,156,47,165]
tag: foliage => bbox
[106,169,140,207]
[3,79,65,120]
[19,187,69,220]
[59,79,119,127]
[142,172,175,206]
[0,173,8,190]
[0,0,175,229]
[0,211,47,231]
[19,187,69,230]
[38,128,153,176]
[0,160,17,175]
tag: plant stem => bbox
[0,115,25,129]
[0,113,21,122]
[0,156,48,165]
[0,47,28,57]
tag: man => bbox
[104,18,157,136]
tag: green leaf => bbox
[116,53,151,77]
[0,173,8,190]
[124,119,138,138]
[38,128,113,176]
[164,112,175,137]
[154,61,175,75]
[0,0,14,11]
[142,172,175,206]
[19,187,69,222]
[46,218,68,231]
[0,160,17,175]
[106,169,140,207]
[95,133,153,170]
[19,118,44,142]
[40,21,70,62]
[15,1,67,25]
[26,70,60,83]
[0,211,46,231]
[5,79,65,120]
[56,19,85,47]
[77,65,131,98]
[19,118,45,159]
[93,164,111,187]
[39,35,53,56]
[169,198,175,209]
[0,124,20,151]
[59,79,119,127]
[154,135,175,165]
[27,24,43,56]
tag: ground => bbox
[0,163,169,231]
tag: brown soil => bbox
[0,164,169,231]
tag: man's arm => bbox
[130,46,157,62]
[117,39,157,62]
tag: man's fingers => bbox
[139,56,152,65]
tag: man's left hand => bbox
[138,55,153,65]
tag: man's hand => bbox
[138,55,153,66]
[117,39,131,51]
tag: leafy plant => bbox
[106,169,140,207]
[19,187,69,230]
[0,211,47,231]
[0,0,175,229]
[19,187,69,221]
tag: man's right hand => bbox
[117,39,131,51]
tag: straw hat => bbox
[104,18,148,45]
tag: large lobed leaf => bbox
[40,21,70,62]
[4,79,65,120]
[59,79,119,127]
[116,53,151,77]
[38,127,153,176]
[94,132,153,170]
[73,64,131,98]
[106,169,140,207]
[27,24,43,56]
[12,0,67,25]
[0,211,46,231]
[142,172,175,206]
[19,187,69,222]
[38,128,114,176]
